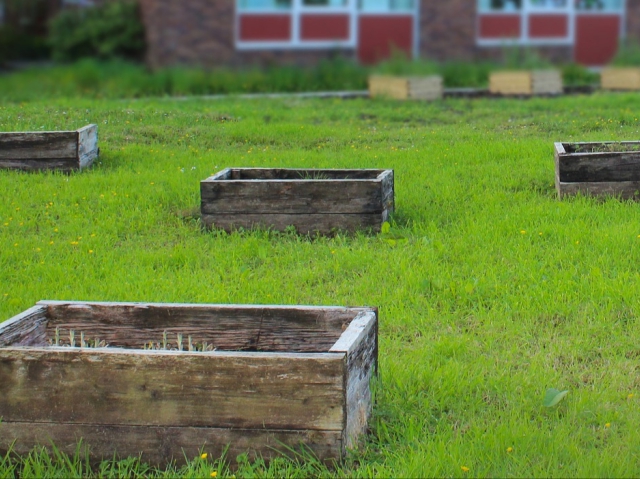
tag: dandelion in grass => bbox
[520,230,526,234]
[605,423,611,428]
[628,394,634,399]
[461,466,470,472]
[507,447,513,453]
[210,472,217,478]
[201,453,208,460]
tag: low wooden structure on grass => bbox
[600,68,640,91]
[201,168,394,235]
[0,124,98,171]
[0,300,378,465]
[368,75,443,100]
[489,70,563,96]
[554,141,640,199]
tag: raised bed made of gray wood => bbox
[555,141,640,199]
[201,168,394,235]
[0,124,98,172]
[0,300,378,465]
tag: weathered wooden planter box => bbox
[0,124,98,171]
[0,300,378,465]
[201,168,394,235]
[489,70,563,96]
[368,75,443,100]
[554,141,640,199]
[600,67,640,91]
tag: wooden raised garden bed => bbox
[489,70,563,96]
[201,168,394,235]
[0,124,98,171]
[368,75,443,100]
[554,141,640,199]
[0,300,378,465]
[600,67,640,91]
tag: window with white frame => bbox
[359,0,414,12]
[238,0,292,10]
[575,0,623,11]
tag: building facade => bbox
[138,0,640,69]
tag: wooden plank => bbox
[0,158,79,171]
[557,180,640,200]
[77,124,98,169]
[601,67,640,91]
[40,302,364,352]
[201,180,384,215]
[0,422,343,465]
[330,311,377,450]
[532,70,562,95]
[225,168,385,180]
[0,348,346,430]
[368,76,409,100]
[0,131,78,160]
[201,212,387,235]
[489,71,532,95]
[0,306,48,347]
[408,76,443,101]
[557,151,640,182]
[379,169,395,212]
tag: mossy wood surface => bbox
[0,124,98,171]
[0,301,378,464]
[201,168,394,235]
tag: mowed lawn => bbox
[1,93,640,477]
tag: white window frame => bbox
[235,0,418,52]
[477,0,625,47]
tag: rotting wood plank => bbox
[0,422,343,466]
[201,212,389,235]
[40,301,363,352]
[0,158,80,171]
[556,180,640,199]
[225,168,385,181]
[0,348,346,430]
[201,180,384,215]
[330,311,378,449]
[0,306,48,347]
[557,151,640,183]
[0,132,78,160]
[78,124,99,168]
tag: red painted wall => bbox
[357,15,413,64]
[478,14,520,38]
[238,14,291,41]
[528,14,568,38]
[300,14,349,41]
[574,15,621,66]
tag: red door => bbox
[357,15,414,64]
[574,14,622,66]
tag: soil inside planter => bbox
[228,168,384,180]
[565,142,640,154]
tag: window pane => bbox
[575,0,622,11]
[479,0,522,11]
[239,0,292,10]
[303,0,347,6]
[359,0,414,11]
[528,0,567,8]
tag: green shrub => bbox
[48,0,145,62]
[610,39,640,67]
[562,63,599,86]
[0,26,50,65]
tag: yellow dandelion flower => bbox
[520,230,526,234]
[507,447,513,453]
[200,453,208,460]
[210,472,217,478]
[628,394,634,399]
[89,250,94,254]
[49,241,54,245]
[461,466,470,472]
[605,423,611,428]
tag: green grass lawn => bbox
[1,92,640,477]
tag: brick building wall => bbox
[417,0,571,65]
[139,0,354,69]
